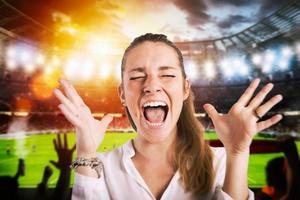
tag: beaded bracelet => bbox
[70,157,103,178]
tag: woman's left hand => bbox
[203,79,283,155]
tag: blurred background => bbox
[0,0,299,199]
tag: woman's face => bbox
[120,41,190,143]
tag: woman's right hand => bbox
[53,79,113,158]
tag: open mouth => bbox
[142,101,169,126]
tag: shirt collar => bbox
[122,139,136,158]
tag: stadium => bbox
[0,0,299,199]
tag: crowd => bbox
[0,134,75,200]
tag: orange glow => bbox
[13,96,33,112]
[30,70,61,100]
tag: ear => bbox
[183,79,190,100]
[118,84,125,105]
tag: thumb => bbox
[101,114,114,128]
[203,103,219,121]
[50,160,59,169]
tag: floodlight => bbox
[262,64,272,73]
[278,59,289,70]
[204,60,215,79]
[36,53,45,65]
[252,54,262,65]
[265,51,275,63]
[281,46,293,58]
[20,51,31,63]
[82,60,95,80]
[99,63,111,79]
[6,59,17,70]
[6,46,16,58]
[24,62,35,73]
[64,58,79,78]
[185,60,198,80]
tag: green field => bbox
[0,132,299,188]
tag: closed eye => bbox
[161,75,176,78]
[129,76,146,80]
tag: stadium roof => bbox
[176,0,300,55]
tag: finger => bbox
[54,89,78,115]
[53,138,58,151]
[255,94,283,117]
[58,104,81,126]
[257,114,283,132]
[203,104,219,121]
[100,114,114,128]
[57,134,62,149]
[59,79,85,106]
[248,83,273,109]
[70,144,76,153]
[50,160,59,169]
[237,78,260,106]
[64,134,68,149]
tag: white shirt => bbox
[72,140,254,200]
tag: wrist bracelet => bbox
[70,157,103,178]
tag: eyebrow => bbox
[128,66,178,73]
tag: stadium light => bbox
[204,60,215,79]
[82,59,95,80]
[20,51,31,63]
[44,66,54,75]
[24,62,36,73]
[281,46,293,58]
[185,60,198,81]
[36,53,45,65]
[261,50,275,73]
[6,59,17,70]
[99,62,111,79]
[262,64,272,73]
[252,53,262,65]
[51,55,61,67]
[265,50,275,63]
[64,58,80,79]
[6,45,16,58]
[220,59,234,78]
[278,59,289,70]
[232,58,249,76]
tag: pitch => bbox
[0,132,299,188]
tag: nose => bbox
[143,76,162,94]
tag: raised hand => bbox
[54,79,113,158]
[50,134,76,170]
[203,79,283,154]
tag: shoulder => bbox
[97,145,123,163]
[96,140,133,165]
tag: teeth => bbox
[146,121,164,127]
[143,101,167,108]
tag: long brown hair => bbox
[121,33,214,194]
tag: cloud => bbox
[216,14,254,29]
[172,0,210,27]
[207,0,256,7]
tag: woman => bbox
[54,33,283,200]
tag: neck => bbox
[133,132,176,165]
